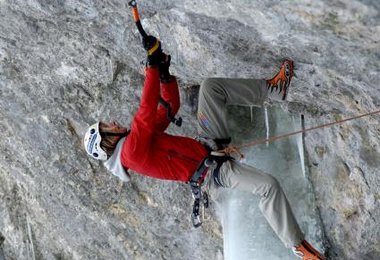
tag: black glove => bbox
[142,35,158,51]
[143,35,173,82]
[142,35,162,66]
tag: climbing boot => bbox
[266,59,294,101]
[292,240,326,260]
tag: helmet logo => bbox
[87,132,98,153]
[84,123,108,161]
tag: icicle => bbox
[293,115,306,178]
[264,105,269,147]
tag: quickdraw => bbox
[188,156,211,228]
[190,181,209,228]
[189,153,232,228]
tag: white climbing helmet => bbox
[84,122,108,161]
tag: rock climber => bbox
[83,35,325,260]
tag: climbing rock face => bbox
[0,0,379,259]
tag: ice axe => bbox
[128,0,182,127]
[129,0,148,39]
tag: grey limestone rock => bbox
[0,0,379,259]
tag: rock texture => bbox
[0,0,379,259]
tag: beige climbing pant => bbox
[198,78,304,248]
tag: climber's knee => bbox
[200,78,224,97]
[263,175,281,198]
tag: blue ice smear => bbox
[217,104,326,260]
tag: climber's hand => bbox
[142,35,159,52]
[143,35,163,66]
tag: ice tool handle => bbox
[128,0,182,127]
[128,0,148,39]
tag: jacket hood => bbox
[103,137,130,182]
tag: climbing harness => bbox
[188,137,232,227]
[220,109,380,157]
[128,0,182,127]
[188,152,232,227]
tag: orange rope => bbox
[220,109,380,156]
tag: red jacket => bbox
[120,68,209,182]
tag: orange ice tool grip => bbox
[132,7,140,22]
